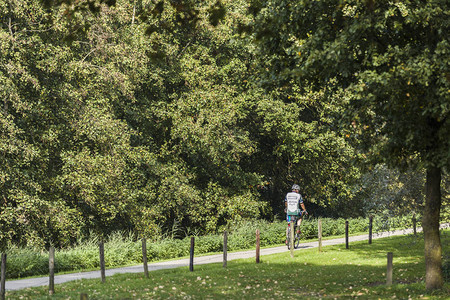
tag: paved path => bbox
[5,223,449,291]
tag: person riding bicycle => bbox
[285,184,308,244]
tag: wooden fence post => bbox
[189,237,195,272]
[369,216,373,244]
[386,252,393,285]
[412,214,417,235]
[256,229,260,263]
[1,253,6,300]
[345,220,349,249]
[80,293,89,299]
[99,242,106,283]
[49,246,55,295]
[142,239,149,278]
[290,221,295,258]
[318,219,323,252]
[223,231,227,268]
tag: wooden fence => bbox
[0,216,415,299]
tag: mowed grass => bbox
[7,230,449,299]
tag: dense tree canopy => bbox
[0,0,360,249]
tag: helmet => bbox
[292,184,300,191]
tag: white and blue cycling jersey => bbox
[285,192,303,222]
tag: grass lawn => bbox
[6,230,449,299]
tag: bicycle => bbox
[286,216,301,250]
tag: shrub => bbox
[5,247,48,278]
[195,235,223,254]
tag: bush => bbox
[150,239,189,261]
[5,247,48,278]
[195,235,223,254]
[259,222,286,246]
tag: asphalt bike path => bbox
[6,223,449,291]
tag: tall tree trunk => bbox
[422,166,443,290]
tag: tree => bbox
[2,0,362,245]
[249,0,449,289]
[141,0,270,231]
[16,0,270,238]
[239,85,361,217]
[0,0,162,245]
[0,0,88,248]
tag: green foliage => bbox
[0,0,269,247]
[246,88,361,213]
[249,0,450,204]
[194,235,223,254]
[0,0,360,250]
[148,239,190,261]
[4,247,48,279]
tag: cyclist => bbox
[285,184,308,244]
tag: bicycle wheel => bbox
[294,231,300,249]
